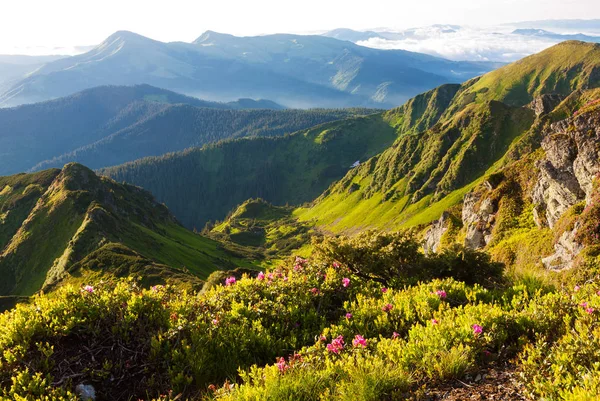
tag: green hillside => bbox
[207,198,315,260]
[0,163,254,298]
[295,41,600,235]
[100,113,398,229]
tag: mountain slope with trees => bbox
[0,84,372,175]
[100,114,398,229]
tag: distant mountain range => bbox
[512,29,600,42]
[325,25,600,45]
[509,19,600,33]
[0,30,498,109]
[0,84,374,176]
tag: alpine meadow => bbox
[1,3,600,400]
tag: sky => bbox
[0,0,599,54]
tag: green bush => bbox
[313,231,504,288]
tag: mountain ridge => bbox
[0,84,371,175]
[0,163,253,297]
[0,30,498,108]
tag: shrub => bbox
[314,231,504,288]
[313,230,424,287]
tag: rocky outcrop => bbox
[533,109,600,269]
[528,94,564,117]
[532,111,600,228]
[541,223,584,270]
[423,212,449,254]
[462,191,496,249]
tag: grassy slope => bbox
[296,102,534,232]
[0,169,60,250]
[209,198,315,262]
[0,164,254,297]
[444,41,600,113]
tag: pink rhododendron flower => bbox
[268,273,274,281]
[276,357,288,373]
[382,303,393,312]
[326,335,345,354]
[352,335,367,348]
[284,276,288,282]
[381,287,388,293]
[574,285,581,292]
[392,332,399,339]
[342,277,350,288]
[581,302,589,308]
[83,285,94,293]
[332,261,341,268]
[345,313,353,319]
[472,324,483,335]
[435,290,447,299]
[596,290,600,296]
[212,319,219,326]
[319,335,327,342]
[257,272,265,280]
[586,307,595,314]
[310,287,319,295]
[431,319,439,325]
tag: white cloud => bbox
[357,26,561,62]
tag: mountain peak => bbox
[193,30,235,45]
[100,30,157,47]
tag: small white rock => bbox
[75,383,96,401]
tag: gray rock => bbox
[532,159,584,228]
[528,94,564,116]
[532,111,600,228]
[533,110,600,269]
[542,224,584,270]
[423,211,449,254]
[462,192,496,249]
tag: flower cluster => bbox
[352,335,367,348]
[326,335,345,354]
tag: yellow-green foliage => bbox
[2,230,597,400]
